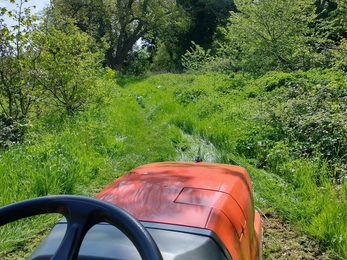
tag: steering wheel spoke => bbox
[52,222,85,260]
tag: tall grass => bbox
[125,72,347,258]
[0,72,346,258]
[0,76,178,257]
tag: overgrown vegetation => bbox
[122,73,347,258]
[1,72,346,258]
[1,0,347,259]
[0,0,105,145]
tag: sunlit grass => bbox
[0,72,346,258]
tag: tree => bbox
[177,0,236,49]
[50,0,181,70]
[219,0,318,75]
[48,0,108,44]
[322,0,347,39]
[0,0,42,145]
[329,0,347,71]
[0,0,41,118]
[148,0,235,71]
[315,0,337,19]
[145,10,191,72]
[35,13,105,114]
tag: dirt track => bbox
[262,214,338,259]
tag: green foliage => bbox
[181,41,212,73]
[151,41,181,73]
[177,0,236,48]
[147,0,236,72]
[122,46,151,76]
[0,0,42,146]
[0,2,108,147]
[0,116,29,147]
[146,7,191,73]
[51,0,182,69]
[332,38,347,72]
[174,87,207,106]
[320,0,347,41]
[236,135,268,168]
[308,181,347,257]
[217,0,319,75]
[257,71,295,92]
[1,72,347,259]
[260,69,347,182]
[35,15,105,114]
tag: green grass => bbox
[0,72,346,259]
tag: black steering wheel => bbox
[0,195,163,260]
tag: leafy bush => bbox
[214,73,248,94]
[205,56,236,74]
[332,38,347,72]
[236,129,271,168]
[33,13,105,115]
[259,69,347,182]
[256,71,296,92]
[181,41,212,73]
[0,8,43,131]
[0,116,29,148]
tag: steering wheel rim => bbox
[0,195,163,260]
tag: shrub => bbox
[260,69,347,182]
[35,16,105,115]
[181,41,212,73]
[256,71,295,92]
[0,116,29,148]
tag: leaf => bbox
[0,27,10,36]
[1,8,7,15]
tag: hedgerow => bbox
[237,69,347,183]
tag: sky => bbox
[1,0,49,26]
[0,0,48,10]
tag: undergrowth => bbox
[0,70,346,259]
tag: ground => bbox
[262,214,339,260]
